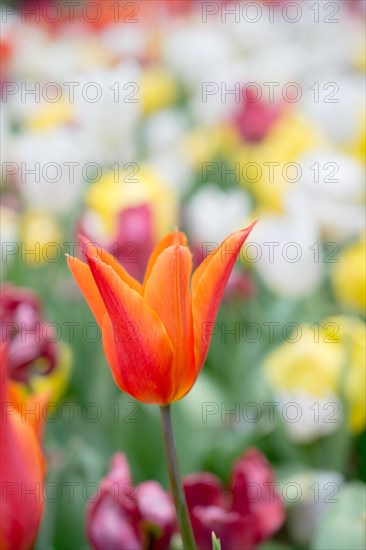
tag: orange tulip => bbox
[0,346,45,550]
[67,223,256,404]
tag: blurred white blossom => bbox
[184,185,252,244]
[250,211,324,298]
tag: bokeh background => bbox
[1,0,365,549]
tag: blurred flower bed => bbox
[1,0,365,549]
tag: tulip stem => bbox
[160,405,197,550]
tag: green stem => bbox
[160,404,197,550]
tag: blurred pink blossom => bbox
[87,453,176,550]
[78,203,154,283]
[234,87,284,143]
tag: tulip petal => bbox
[0,346,44,550]
[87,492,142,550]
[137,481,175,534]
[143,230,187,288]
[192,222,257,369]
[79,236,143,294]
[184,473,223,508]
[67,256,106,327]
[144,244,195,400]
[87,255,174,404]
[8,382,50,445]
[26,390,50,443]
[230,448,284,543]
[0,345,8,404]
[190,507,255,550]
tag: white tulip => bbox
[184,185,252,244]
[73,63,142,163]
[11,127,98,214]
[286,149,365,242]
[286,470,344,547]
[250,212,324,298]
[274,390,341,443]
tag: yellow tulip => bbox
[20,212,62,265]
[85,165,178,239]
[140,67,178,115]
[265,316,365,433]
[30,343,72,403]
[232,114,325,212]
[331,237,366,312]
[323,316,365,433]
[26,99,73,132]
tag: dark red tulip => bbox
[0,283,57,383]
[184,448,285,550]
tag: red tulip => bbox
[67,223,256,404]
[87,453,175,550]
[0,346,45,550]
[184,448,285,550]
[0,283,57,384]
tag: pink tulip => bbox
[87,453,176,550]
[78,204,155,284]
[234,87,284,143]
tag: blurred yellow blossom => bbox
[183,123,239,170]
[85,165,178,238]
[0,205,19,264]
[331,237,366,312]
[30,343,73,403]
[347,112,366,165]
[140,67,178,115]
[353,39,366,73]
[323,316,366,433]
[77,36,112,70]
[20,212,62,265]
[26,99,73,132]
[265,317,365,434]
[265,328,344,397]
[8,343,72,407]
[233,114,325,212]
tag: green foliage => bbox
[311,482,366,550]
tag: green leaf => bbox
[311,481,366,550]
[212,531,222,550]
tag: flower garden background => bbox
[1,1,365,549]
